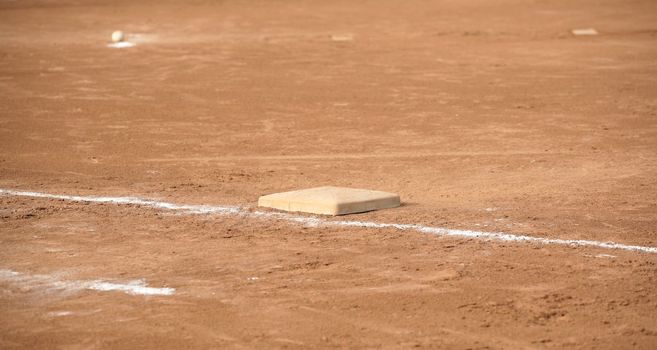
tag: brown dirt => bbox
[1,0,657,348]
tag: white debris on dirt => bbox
[330,34,354,42]
[47,311,73,317]
[0,269,174,296]
[107,41,136,48]
[571,28,598,36]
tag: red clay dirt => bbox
[1,0,657,348]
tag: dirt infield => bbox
[1,0,657,348]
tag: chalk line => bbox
[0,269,174,296]
[1,188,656,254]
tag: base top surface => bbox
[258,186,400,215]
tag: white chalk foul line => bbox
[0,269,174,296]
[2,188,656,254]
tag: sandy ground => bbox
[1,0,657,348]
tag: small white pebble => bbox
[111,30,125,43]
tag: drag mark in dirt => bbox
[2,188,657,255]
[0,269,175,296]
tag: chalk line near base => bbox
[1,188,656,255]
